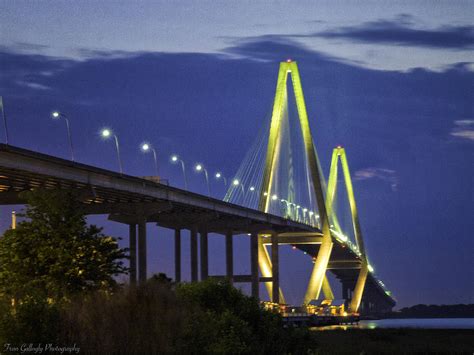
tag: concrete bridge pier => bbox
[200,230,208,280]
[129,224,137,286]
[190,227,198,282]
[225,231,233,284]
[174,229,181,282]
[271,232,279,304]
[250,233,259,298]
[138,221,147,284]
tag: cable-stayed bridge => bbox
[0,60,395,315]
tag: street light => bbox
[232,179,245,198]
[215,172,227,186]
[101,128,123,174]
[295,205,302,222]
[195,163,211,197]
[302,208,308,224]
[51,111,74,161]
[280,198,291,218]
[140,142,158,176]
[170,154,188,190]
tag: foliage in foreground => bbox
[59,277,315,354]
[0,189,128,345]
[0,189,128,302]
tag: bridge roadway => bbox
[0,144,394,314]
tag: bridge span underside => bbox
[0,144,394,314]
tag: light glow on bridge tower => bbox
[258,60,334,305]
[326,145,370,313]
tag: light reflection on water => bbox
[313,318,474,331]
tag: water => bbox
[315,318,474,330]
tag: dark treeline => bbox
[388,304,474,318]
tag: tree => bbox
[0,189,128,303]
[176,279,292,354]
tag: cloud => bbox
[16,80,51,90]
[450,120,474,141]
[310,16,474,50]
[354,168,398,191]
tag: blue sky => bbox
[0,1,473,308]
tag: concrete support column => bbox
[200,230,208,280]
[225,231,233,284]
[250,233,259,298]
[190,227,198,282]
[129,224,137,286]
[174,229,181,283]
[271,232,279,304]
[138,221,147,284]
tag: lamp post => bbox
[215,172,227,186]
[52,111,74,161]
[101,128,123,174]
[232,179,246,202]
[141,142,158,176]
[171,155,188,190]
[280,199,292,218]
[195,163,211,197]
[302,208,308,224]
[295,205,302,222]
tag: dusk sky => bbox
[0,1,473,308]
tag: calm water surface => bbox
[315,318,474,330]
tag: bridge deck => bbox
[0,144,395,310]
[0,144,317,234]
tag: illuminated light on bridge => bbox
[101,128,111,138]
[140,142,158,176]
[100,128,122,174]
[214,172,227,186]
[194,164,210,197]
[170,154,188,190]
[51,110,74,161]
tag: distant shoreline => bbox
[383,304,474,319]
